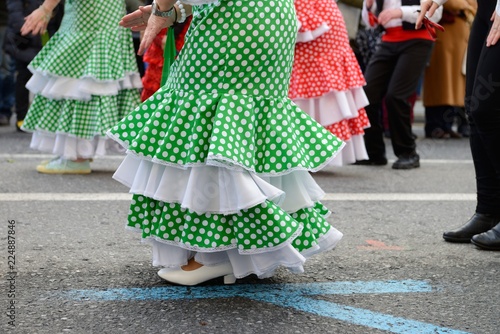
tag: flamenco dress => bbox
[290,0,370,166]
[21,0,142,162]
[108,0,345,280]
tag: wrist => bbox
[152,0,175,18]
[154,0,175,11]
[42,0,59,12]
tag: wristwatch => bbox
[152,1,174,18]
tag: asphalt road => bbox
[0,121,499,334]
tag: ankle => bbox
[181,258,204,271]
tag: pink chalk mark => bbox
[358,239,404,251]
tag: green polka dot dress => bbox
[108,0,344,278]
[21,0,142,159]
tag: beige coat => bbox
[423,0,477,107]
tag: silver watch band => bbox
[152,1,174,18]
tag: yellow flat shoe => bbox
[36,158,91,174]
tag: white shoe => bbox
[157,262,236,286]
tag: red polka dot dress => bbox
[290,0,370,165]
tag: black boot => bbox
[471,223,500,250]
[443,213,500,243]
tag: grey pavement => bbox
[0,118,499,334]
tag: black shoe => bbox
[392,153,419,170]
[353,158,388,166]
[443,213,500,243]
[471,222,500,250]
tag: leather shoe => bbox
[392,153,420,170]
[443,213,500,243]
[158,262,235,286]
[353,158,388,166]
[471,222,500,250]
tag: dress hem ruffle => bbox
[26,69,143,101]
[128,223,305,255]
[25,130,125,160]
[107,131,346,177]
[112,154,330,214]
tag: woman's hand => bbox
[119,6,152,31]
[120,5,173,55]
[487,11,500,47]
[416,0,441,29]
[20,6,52,36]
[138,13,171,55]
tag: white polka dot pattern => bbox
[290,0,366,98]
[111,0,344,257]
[128,195,332,253]
[110,0,344,175]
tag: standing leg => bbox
[14,60,32,130]
[0,26,15,126]
[384,39,433,169]
[356,42,397,165]
[444,8,500,244]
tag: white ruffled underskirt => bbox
[296,23,330,43]
[26,70,143,101]
[150,226,343,279]
[293,87,369,126]
[330,135,368,166]
[113,154,326,215]
[29,131,125,160]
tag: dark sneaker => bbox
[392,153,420,170]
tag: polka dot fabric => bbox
[111,89,343,175]
[110,0,344,175]
[128,195,334,254]
[289,0,369,155]
[325,109,370,141]
[289,0,366,98]
[110,0,344,264]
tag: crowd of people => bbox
[1,0,499,286]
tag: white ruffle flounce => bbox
[150,226,343,278]
[293,87,369,126]
[330,135,368,166]
[113,154,327,214]
[26,70,143,101]
[29,131,125,160]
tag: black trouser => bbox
[14,60,32,122]
[363,39,433,159]
[466,0,500,215]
